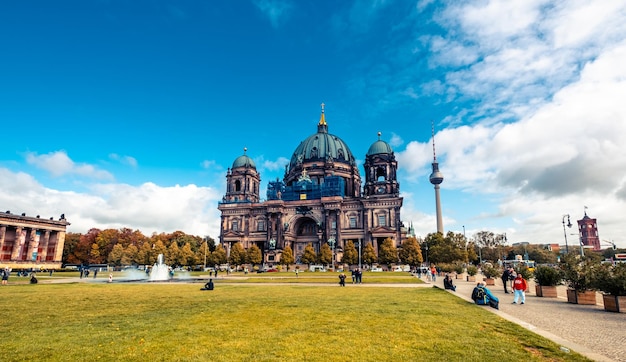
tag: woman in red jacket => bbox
[512,273,528,304]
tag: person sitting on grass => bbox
[471,282,499,310]
[443,274,456,291]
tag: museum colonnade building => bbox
[0,211,70,269]
[218,105,411,266]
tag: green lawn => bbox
[0,282,589,362]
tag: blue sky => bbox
[2,0,626,248]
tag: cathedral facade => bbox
[217,106,407,266]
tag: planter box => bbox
[535,285,558,298]
[602,294,626,313]
[566,289,597,305]
[485,277,495,286]
[467,275,476,282]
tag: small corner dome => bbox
[232,148,256,169]
[367,139,393,156]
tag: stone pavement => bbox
[430,274,626,362]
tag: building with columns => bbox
[0,211,70,269]
[218,105,407,266]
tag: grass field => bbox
[0,274,590,362]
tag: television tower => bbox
[429,122,444,234]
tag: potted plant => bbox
[453,263,464,279]
[466,265,478,282]
[593,262,626,313]
[533,265,562,298]
[482,264,501,286]
[559,254,599,305]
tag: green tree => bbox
[107,244,124,266]
[212,245,227,265]
[228,242,246,266]
[341,240,358,265]
[362,242,377,266]
[247,244,263,266]
[280,245,294,269]
[378,238,398,266]
[399,237,423,267]
[301,244,317,265]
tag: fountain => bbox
[150,254,171,281]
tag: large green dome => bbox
[288,120,357,171]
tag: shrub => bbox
[482,264,501,279]
[514,264,533,281]
[593,262,626,296]
[453,263,464,275]
[559,254,599,292]
[533,265,562,286]
[466,265,478,276]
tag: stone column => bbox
[38,230,51,261]
[26,229,40,262]
[10,227,24,261]
[53,231,66,263]
[0,225,6,258]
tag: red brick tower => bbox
[577,211,600,251]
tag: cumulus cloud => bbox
[26,151,114,180]
[261,156,289,172]
[0,167,223,237]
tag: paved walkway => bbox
[430,274,626,362]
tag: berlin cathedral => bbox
[218,105,410,266]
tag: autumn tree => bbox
[136,242,153,266]
[212,245,227,265]
[378,238,398,266]
[341,240,358,265]
[362,242,377,266]
[180,243,196,266]
[229,242,246,267]
[319,243,332,266]
[108,244,124,266]
[247,244,262,267]
[166,242,181,266]
[280,245,294,270]
[399,237,423,267]
[123,244,138,266]
[301,244,317,265]
[89,243,102,264]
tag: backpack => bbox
[473,287,487,304]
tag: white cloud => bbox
[26,151,114,180]
[0,167,223,238]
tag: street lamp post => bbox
[562,214,572,254]
[358,240,362,270]
[424,241,429,266]
[463,225,467,262]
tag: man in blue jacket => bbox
[472,282,499,309]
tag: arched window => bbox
[235,180,241,192]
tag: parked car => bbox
[370,266,383,272]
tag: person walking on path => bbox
[338,273,346,287]
[501,267,512,293]
[512,273,528,304]
[430,266,437,282]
